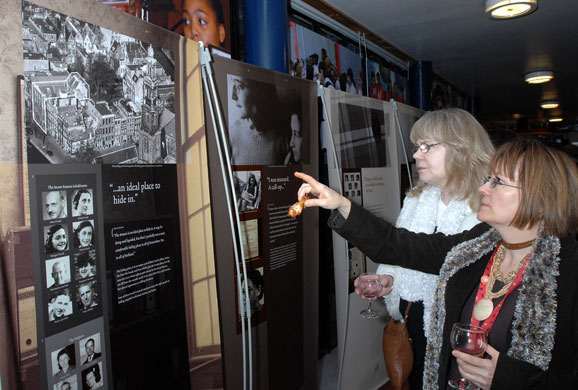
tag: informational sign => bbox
[28,164,111,390]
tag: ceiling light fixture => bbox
[485,0,538,19]
[524,70,554,84]
[548,116,563,123]
[540,99,560,109]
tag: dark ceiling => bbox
[304,0,578,129]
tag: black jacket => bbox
[329,202,578,389]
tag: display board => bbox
[395,102,425,187]
[14,0,217,389]
[323,89,401,389]
[205,55,319,389]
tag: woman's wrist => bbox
[337,196,351,219]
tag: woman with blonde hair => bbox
[296,138,578,389]
[380,108,495,388]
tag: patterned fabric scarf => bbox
[422,226,561,389]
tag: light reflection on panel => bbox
[209,276,220,345]
[204,208,216,276]
[189,212,208,279]
[193,279,213,348]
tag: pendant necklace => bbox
[472,243,530,324]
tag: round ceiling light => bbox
[525,70,554,84]
[540,99,560,109]
[485,0,538,20]
[548,116,563,123]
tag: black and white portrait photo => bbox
[74,250,97,280]
[81,361,104,390]
[76,280,98,310]
[234,170,261,212]
[22,1,176,164]
[43,191,68,220]
[71,189,94,217]
[54,376,78,390]
[48,289,73,321]
[72,220,95,249]
[241,266,265,312]
[80,333,102,366]
[51,343,76,380]
[46,256,71,288]
[226,74,306,166]
[44,224,70,254]
[337,102,389,169]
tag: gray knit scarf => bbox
[423,226,561,389]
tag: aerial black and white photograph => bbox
[22,1,176,164]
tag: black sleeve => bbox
[327,201,490,275]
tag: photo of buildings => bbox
[22,1,176,164]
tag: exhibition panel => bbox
[13,0,215,388]
[322,89,411,389]
[204,54,319,389]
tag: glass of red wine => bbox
[447,322,488,390]
[357,273,382,319]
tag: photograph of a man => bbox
[48,289,73,321]
[72,189,93,217]
[53,377,78,390]
[46,257,71,288]
[43,191,68,220]
[77,281,98,310]
[81,362,103,390]
[81,334,102,365]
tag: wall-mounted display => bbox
[16,0,205,389]
[206,54,319,389]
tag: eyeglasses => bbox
[412,142,442,154]
[481,176,521,189]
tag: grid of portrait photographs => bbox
[50,332,104,390]
[42,187,100,330]
[342,170,362,206]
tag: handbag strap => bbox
[403,302,412,323]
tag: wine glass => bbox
[447,322,488,390]
[357,273,382,319]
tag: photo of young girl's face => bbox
[183,0,226,48]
